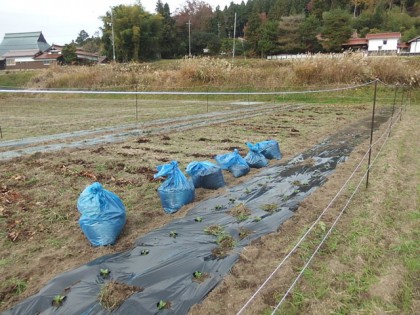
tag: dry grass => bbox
[24,56,420,91]
[98,280,143,311]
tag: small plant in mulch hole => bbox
[261,203,278,213]
[52,294,66,307]
[238,227,252,240]
[252,216,262,222]
[244,188,251,194]
[192,271,210,283]
[211,234,236,258]
[99,280,143,311]
[214,205,223,210]
[141,249,149,255]
[228,203,251,222]
[229,198,236,204]
[100,268,111,278]
[204,225,224,236]
[194,216,203,222]
[157,300,171,311]
[169,231,178,238]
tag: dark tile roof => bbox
[0,31,50,57]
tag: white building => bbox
[366,32,401,53]
[408,36,420,53]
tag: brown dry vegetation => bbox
[0,57,419,314]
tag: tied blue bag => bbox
[245,142,269,168]
[215,149,250,178]
[77,182,126,247]
[186,161,226,189]
[154,161,195,214]
[256,140,282,160]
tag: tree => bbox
[62,43,77,64]
[101,4,162,61]
[299,14,322,52]
[75,30,89,45]
[277,14,306,53]
[321,9,353,52]
[156,1,179,58]
[258,20,279,57]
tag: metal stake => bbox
[366,79,378,189]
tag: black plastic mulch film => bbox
[3,111,391,315]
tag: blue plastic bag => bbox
[154,161,195,214]
[245,142,269,168]
[256,140,282,160]
[186,161,225,189]
[77,182,126,247]
[215,149,250,178]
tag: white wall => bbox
[410,39,420,53]
[368,38,399,51]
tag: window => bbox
[6,58,15,66]
[383,40,387,45]
[43,60,51,65]
[378,46,382,51]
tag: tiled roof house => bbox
[0,31,53,69]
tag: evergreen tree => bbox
[277,15,306,53]
[321,9,353,52]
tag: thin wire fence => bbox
[235,81,409,314]
[0,81,381,141]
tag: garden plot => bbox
[2,107,392,314]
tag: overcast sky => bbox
[0,0,241,46]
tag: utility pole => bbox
[187,19,192,57]
[110,6,116,62]
[232,12,237,61]
[217,22,220,39]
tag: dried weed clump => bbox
[98,281,143,311]
[177,57,234,84]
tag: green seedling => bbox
[253,216,262,222]
[204,225,224,236]
[236,213,249,222]
[229,203,251,222]
[157,300,171,310]
[52,294,66,307]
[169,231,178,238]
[229,198,236,204]
[192,271,210,283]
[261,203,278,213]
[244,188,251,194]
[214,205,223,210]
[194,216,203,222]
[100,268,111,278]
[140,249,149,255]
[239,227,252,240]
